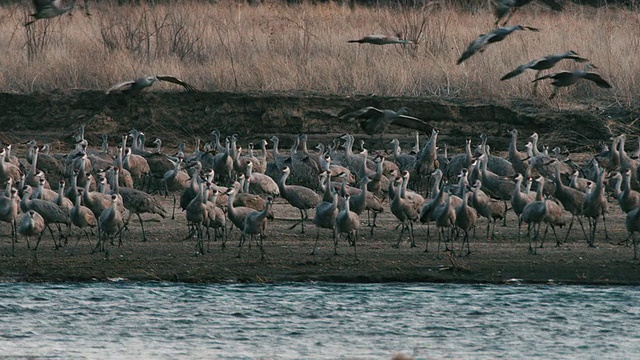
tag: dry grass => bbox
[1,1,639,105]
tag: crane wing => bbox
[457,33,490,65]
[391,115,434,133]
[105,80,135,94]
[532,71,566,83]
[567,55,589,63]
[33,0,54,11]
[339,106,383,120]
[584,73,612,88]
[156,76,197,91]
[501,64,530,80]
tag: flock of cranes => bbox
[455,0,613,98]
[9,1,628,262]
[3,124,640,262]
[347,0,613,100]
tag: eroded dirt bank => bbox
[0,90,630,151]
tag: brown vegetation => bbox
[0,1,638,104]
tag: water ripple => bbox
[0,282,639,359]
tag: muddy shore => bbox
[1,196,639,285]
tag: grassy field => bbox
[0,1,638,104]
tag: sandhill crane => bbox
[336,194,360,260]
[0,186,20,256]
[65,170,81,205]
[455,185,478,256]
[244,141,267,174]
[501,51,590,94]
[539,195,566,248]
[494,0,563,26]
[507,129,530,175]
[318,171,336,203]
[399,170,424,212]
[123,147,151,189]
[475,154,514,222]
[609,170,640,245]
[312,188,339,256]
[178,161,202,219]
[54,180,74,214]
[412,128,440,190]
[70,152,92,191]
[521,177,547,254]
[21,185,72,249]
[476,133,516,177]
[238,197,273,260]
[185,182,208,254]
[437,143,450,169]
[593,136,619,172]
[433,188,457,256]
[163,157,190,217]
[244,161,279,196]
[339,107,432,138]
[318,153,353,184]
[617,134,640,189]
[203,186,226,251]
[26,143,63,186]
[110,146,134,189]
[457,25,539,65]
[339,134,375,175]
[96,194,124,256]
[24,0,88,27]
[390,177,419,248]
[225,188,258,248]
[33,177,57,202]
[81,179,124,219]
[212,137,234,183]
[582,166,608,247]
[533,68,612,99]
[625,204,640,259]
[569,170,592,192]
[278,166,321,234]
[106,75,196,95]
[0,148,22,185]
[234,174,268,211]
[4,144,20,167]
[356,148,376,181]
[502,51,588,81]
[444,138,473,182]
[17,210,46,253]
[70,188,98,248]
[347,34,413,45]
[511,174,536,242]
[367,154,390,200]
[553,168,588,242]
[349,176,384,235]
[389,138,417,173]
[419,170,447,252]
[470,180,506,240]
[230,135,258,177]
[110,167,167,242]
[139,139,177,187]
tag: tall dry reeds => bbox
[0,1,638,105]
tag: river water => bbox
[0,282,638,359]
